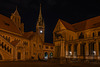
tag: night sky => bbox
[0,0,100,43]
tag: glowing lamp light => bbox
[93,51,96,55]
[69,51,72,55]
[40,30,43,33]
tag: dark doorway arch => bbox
[79,32,84,39]
[0,54,3,60]
[50,52,53,58]
[44,52,48,60]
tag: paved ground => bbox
[0,61,100,67]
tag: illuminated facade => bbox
[53,17,100,60]
[0,5,54,61]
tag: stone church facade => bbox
[0,4,54,61]
[53,17,100,60]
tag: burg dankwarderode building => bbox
[0,4,100,61]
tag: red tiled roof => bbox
[0,14,21,34]
[23,31,36,39]
[59,16,100,32]
[11,40,20,47]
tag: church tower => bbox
[36,4,45,42]
[10,7,24,34]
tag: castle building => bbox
[0,4,54,61]
[53,17,100,60]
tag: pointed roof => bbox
[37,4,44,26]
[11,40,20,47]
[23,31,36,39]
[58,16,100,32]
[59,19,75,31]
[72,16,100,31]
[38,3,42,20]
[0,14,22,35]
[13,7,20,16]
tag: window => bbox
[98,31,100,36]
[79,32,84,39]
[93,32,95,37]
[4,23,10,26]
[39,45,41,48]
[45,46,48,49]
[72,36,73,40]
[51,47,53,49]
[23,41,28,46]
[9,48,11,53]
[33,44,35,47]
[25,52,28,55]
[33,53,36,55]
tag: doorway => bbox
[17,52,21,60]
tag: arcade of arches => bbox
[53,17,100,60]
[44,52,53,59]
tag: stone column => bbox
[60,41,65,57]
[96,40,99,58]
[85,42,89,59]
[77,42,81,58]
[66,44,68,58]
[60,40,66,64]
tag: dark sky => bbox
[0,0,100,43]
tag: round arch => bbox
[50,52,53,58]
[44,52,48,60]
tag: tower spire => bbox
[36,4,45,42]
[13,6,20,16]
[38,3,42,20]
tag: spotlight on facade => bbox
[69,51,72,55]
[40,30,43,33]
[93,51,96,55]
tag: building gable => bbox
[53,19,66,33]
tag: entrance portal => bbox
[44,52,48,60]
[17,52,21,60]
[50,52,53,58]
[0,54,2,60]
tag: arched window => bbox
[98,31,100,36]
[4,44,6,50]
[79,32,84,39]
[72,36,73,40]
[93,32,95,37]
[6,36,7,40]
[8,37,10,42]
[7,46,9,52]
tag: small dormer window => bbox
[5,23,9,26]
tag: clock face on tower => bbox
[40,30,43,34]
